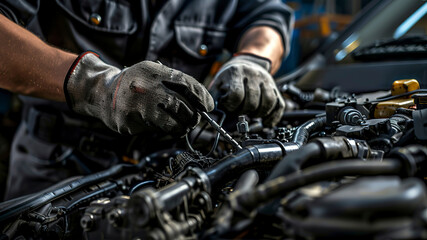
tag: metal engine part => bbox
[1,85,427,240]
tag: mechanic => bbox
[0,0,293,200]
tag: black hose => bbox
[234,170,259,192]
[66,183,117,212]
[0,176,83,211]
[203,170,259,239]
[292,116,327,147]
[135,143,286,215]
[157,177,198,212]
[239,159,402,209]
[261,117,329,182]
[206,144,284,189]
[282,84,314,103]
[267,136,369,182]
[264,142,321,182]
[394,128,415,147]
[388,113,411,138]
[282,110,325,120]
[0,161,145,224]
[395,108,414,117]
[373,89,427,102]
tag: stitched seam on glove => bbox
[64,51,100,111]
[233,52,272,72]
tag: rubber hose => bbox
[240,159,402,209]
[292,116,327,147]
[264,142,321,182]
[207,143,284,189]
[234,170,259,192]
[0,161,145,223]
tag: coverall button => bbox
[199,44,208,56]
[90,13,102,25]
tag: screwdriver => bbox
[197,110,243,150]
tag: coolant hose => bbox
[388,113,411,138]
[239,159,403,210]
[292,116,326,147]
[0,161,145,223]
[234,170,259,192]
[206,143,284,189]
[265,137,361,182]
[132,143,285,214]
[265,142,321,182]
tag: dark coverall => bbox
[0,0,293,200]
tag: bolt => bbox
[108,209,124,227]
[80,214,95,231]
[340,108,364,126]
[198,197,206,206]
[236,115,249,140]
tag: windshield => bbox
[328,0,427,64]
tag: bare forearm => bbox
[237,26,285,74]
[0,14,76,102]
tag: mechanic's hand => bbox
[64,51,214,136]
[209,53,285,127]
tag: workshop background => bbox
[0,0,372,199]
[279,0,372,74]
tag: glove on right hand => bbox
[64,51,214,136]
[209,54,285,127]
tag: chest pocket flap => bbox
[175,22,226,59]
[56,0,137,34]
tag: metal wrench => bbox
[197,110,243,150]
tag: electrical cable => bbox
[373,89,427,102]
[206,109,226,156]
[185,134,197,153]
[129,180,156,195]
[191,122,209,144]
[185,108,227,156]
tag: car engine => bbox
[1,78,427,240]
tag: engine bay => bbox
[1,78,427,240]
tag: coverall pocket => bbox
[55,0,137,34]
[174,23,226,60]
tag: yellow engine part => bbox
[374,79,419,118]
[391,79,420,96]
[374,99,414,118]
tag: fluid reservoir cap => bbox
[391,79,420,96]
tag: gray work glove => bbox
[64,51,214,136]
[209,53,285,127]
